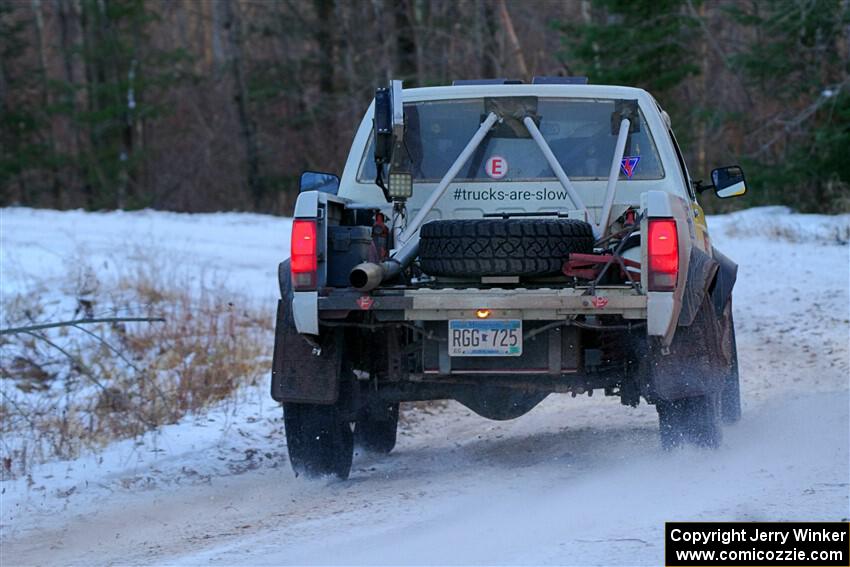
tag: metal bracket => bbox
[584,211,645,296]
[522,116,591,232]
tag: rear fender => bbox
[641,191,691,345]
[677,246,719,326]
[677,247,736,326]
[708,247,737,317]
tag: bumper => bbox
[318,285,647,321]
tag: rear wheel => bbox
[651,293,725,449]
[657,394,722,449]
[284,401,354,479]
[355,402,399,454]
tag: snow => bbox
[1,207,292,304]
[1,206,848,565]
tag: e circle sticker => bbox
[485,156,508,179]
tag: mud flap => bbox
[709,247,738,317]
[646,295,726,402]
[677,247,719,327]
[271,299,343,404]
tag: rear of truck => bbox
[273,81,744,478]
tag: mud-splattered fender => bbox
[677,247,720,327]
[708,247,738,317]
[677,247,737,326]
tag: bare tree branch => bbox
[23,331,157,428]
[1,317,165,336]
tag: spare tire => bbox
[419,218,594,277]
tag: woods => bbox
[1,0,848,215]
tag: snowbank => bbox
[709,206,850,245]
[1,206,847,565]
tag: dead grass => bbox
[0,259,272,478]
[399,400,450,427]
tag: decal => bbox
[485,156,508,179]
[620,156,641,178]
[356,296,374,310]
[591,296,609,308]
[452,188,570,201]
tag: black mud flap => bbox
[678,246,719,327]
[271,299,343,404]
[647,295,726,402]
[647,350,725,401]
[709,247,738,317]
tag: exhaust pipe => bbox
[350,262,385,292]
[350,234,420,291]
[350,110,499,291]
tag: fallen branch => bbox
[70,323,173,412]
[0,317,165,336]
[23,330,157,428]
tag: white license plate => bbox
[448,319,522,357]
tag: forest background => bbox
[2,0,848,215]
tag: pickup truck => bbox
[272,78,746,479]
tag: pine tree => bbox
[555,0,704,180]
[557,0,699,100]
[728,0,850,212]
[0,1,52,205]
[71,0,189,209]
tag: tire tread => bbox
[419,219,594,277]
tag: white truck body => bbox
[292,84,704,342]
[274,80,744,478]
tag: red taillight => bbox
[291,219,317,290]
[648,219,678,292]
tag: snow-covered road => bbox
[1,207,848,565]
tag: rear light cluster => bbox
[291,219,317,290]
[647,218,678,292]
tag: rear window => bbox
[357,97,664,183]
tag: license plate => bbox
[448,319,522,357]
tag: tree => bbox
[727,0,850,212]
[73,0,188,209]
[557,0,699,100]
[556,0,705,182]
[0,0,52,206]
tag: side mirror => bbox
[711,165,747,198]
[300,171,339,194]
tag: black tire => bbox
[279,260,354,479]
[657,394,722,449]
[650,293,725,449]
[355,402,399,454]
[419,218,594,277]
[719,300,742,424]
[284,401,354,479]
